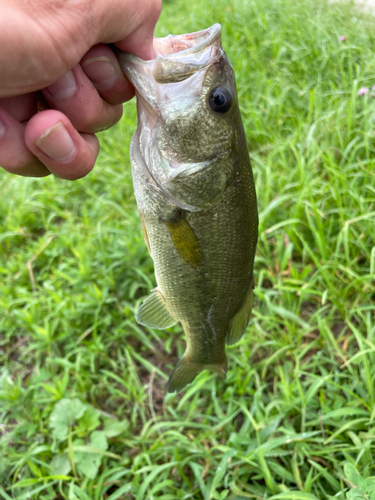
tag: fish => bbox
[116,24,258,392]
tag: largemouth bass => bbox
[117,24,258,392]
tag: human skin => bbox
[0,0,161,179]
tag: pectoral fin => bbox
[164,216,202,268]
[136,289,177,329]
[226,284,254,346]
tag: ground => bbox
[1,0,375,498]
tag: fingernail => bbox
[46,70,77,99]
[82,56,118,89]
[0,118,5,136]
[35,121,76,162]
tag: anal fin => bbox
[136,289,177,329]
[226,285,254,346]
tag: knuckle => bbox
[106,105,123,128]
[73,106,101,132]
[0,154,47,176]
[2,147,30,171]
[74,103,122,133]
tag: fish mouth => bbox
[153,24,221,58]
[116,24,222,84]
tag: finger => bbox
[0,93,38,122]
[25,109,99,180]
[96,0,161,60]
[80,44,134,105]
[114,16,159,60]
[0,107,49,177]
[42,64,123,134]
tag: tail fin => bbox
[167,355,227,393]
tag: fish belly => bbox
[132,144,257,391]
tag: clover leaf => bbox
[50,398,86,440]
[73,431,108,479]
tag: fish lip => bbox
[154,23,222,58]
[118,24,222,65]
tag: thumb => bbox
[95,0,161,60]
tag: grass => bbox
[1,0,375,498]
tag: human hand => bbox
[0,0,161,179]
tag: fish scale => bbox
[117,24,258,392]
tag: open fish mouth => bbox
[153,24,221,57]
[117,24,222,84]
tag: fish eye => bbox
[208,86,233,114]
